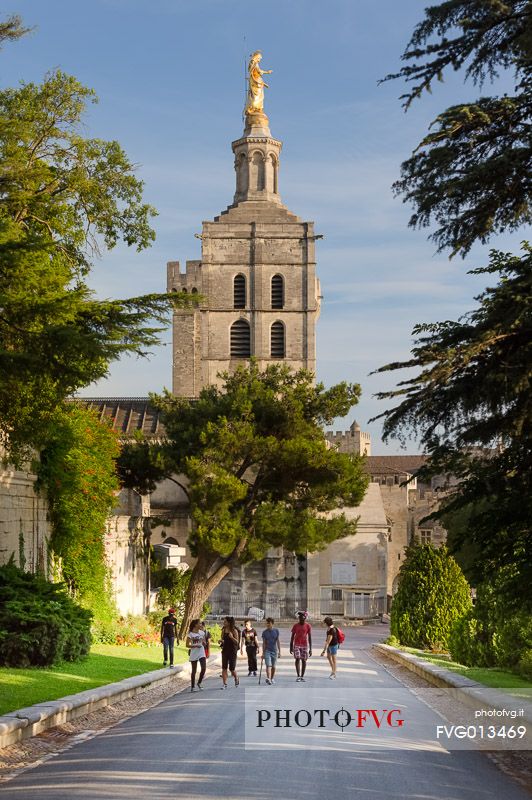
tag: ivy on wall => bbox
[37,404,120,622]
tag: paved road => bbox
[1,626,529,800]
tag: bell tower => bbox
[168,57,321,397]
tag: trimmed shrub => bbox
[450,580,532,677]
[449,610,489,666]
[0,560,91,667]
[518,650,532,681]
[391,544,472,650]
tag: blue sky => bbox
[3,1,525,453]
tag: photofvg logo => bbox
[257,707,404,730]
[244,688,532,752]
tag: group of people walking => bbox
[161,609,343,692]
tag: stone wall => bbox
[374,483,410,598]
[0,460,49,574]
[107,489,150,617]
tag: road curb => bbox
[374,643,532,726]
[0,653,222,750]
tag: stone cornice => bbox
[232,136,282,150]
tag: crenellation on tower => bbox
[325,420,372,456]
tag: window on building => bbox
[331,562,357,584]
[331,588,343,602]
[230,319,251,358]
[233,274,246,309]
[270,321,285,358]
[271,274,284,309]
[419,529,432,544]
[191,287,198,294]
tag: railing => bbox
[206,593,387,621]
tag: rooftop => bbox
[74,397,165,438]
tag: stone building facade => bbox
[0,449,49,574]
[324,427,449,603]
[168,110,321,397]
[306,483,388,619]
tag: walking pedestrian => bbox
[290,611,312,681]
[320,616,339,679]
[160,608,178,667]
[186,619,206,692]
[240,619,259,676]
[261,617,281,685]
[220,616,240,689]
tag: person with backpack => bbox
[320,616,344,679]
[160,608,178,667]
[290,611,312,682]
[240,618,259,676]
[186,619,207,692]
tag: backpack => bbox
[336,627,345,645]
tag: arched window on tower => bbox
[233,274,246,309]
[269,153,278,194]
[270,321,285,358]
[230,319,251,358]
[250,152,265,191]
[271,274,284,309]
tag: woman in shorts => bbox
[320,616,339,679]
[186,619,206,692]
[220,616,240,689]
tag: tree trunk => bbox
[178,558,230,639]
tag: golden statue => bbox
[245,51,272,116]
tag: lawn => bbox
[401,647,531,697]
[0,643,190,716]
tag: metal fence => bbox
[206,593,386,622]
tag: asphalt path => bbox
[1,625,529,800]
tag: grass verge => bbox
[399,647,531,696]
[0,643,189,716]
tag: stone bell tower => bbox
[168,58,321,397]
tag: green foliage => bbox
[383,0,531,256]
[385,634,401,647]
[37,404,120,622]
[450,580,532,679]
[151,568,211,621]
[391,544,472,649]
[150,362,368,562]
[0,560,91,667]
[373,246,532,608]
[518,650,532,681]
[0,69,193,460]
[120,362,369,631]
[0,14,31,47]
[152,567,192,613]
[449,610,488,666]
[118,439,169,494]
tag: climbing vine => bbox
[37,404,120,622]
